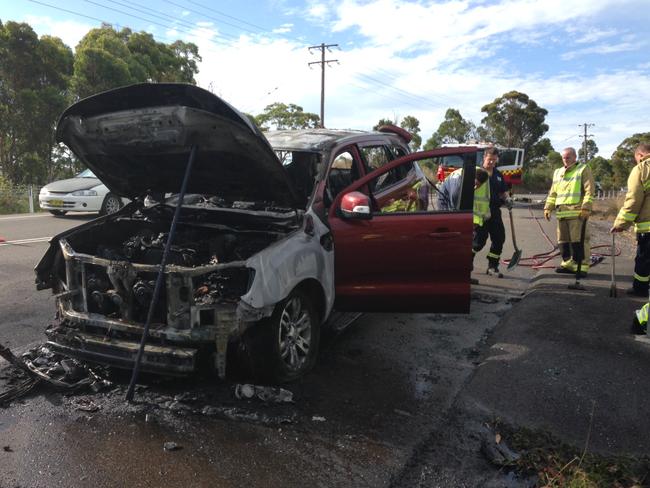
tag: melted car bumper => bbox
[46,326,197,374]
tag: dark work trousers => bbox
[633,233,650,294]
[473,209,506,269]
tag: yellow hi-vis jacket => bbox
[544,163,595,219]
[473,167,490,226]
[613,155,650,233]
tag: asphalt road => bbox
[0,206,550,488]
[0,212,96,348]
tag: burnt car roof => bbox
[56,83,300,207]
[264,129,365,151]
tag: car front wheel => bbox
[100,193,123,215]
[244,289,320,383]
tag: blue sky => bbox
[2,0,649,157]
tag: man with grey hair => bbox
[544,147,595,275]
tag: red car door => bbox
[329,147,478,313]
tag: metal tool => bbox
[507,207,522,270]
[568,218,588,290]
[610,233,617,297]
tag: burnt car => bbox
[36,83,477,383]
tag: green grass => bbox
[501,425,649,487]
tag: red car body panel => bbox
[329,148,476,313]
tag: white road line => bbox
[0,213,50,221]
[0,237,51,246]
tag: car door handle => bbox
[427,231,461,239]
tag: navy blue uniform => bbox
[473,168,507,270]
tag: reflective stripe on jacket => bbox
[474,167,491,226]
[544,163,595,220]
[636,302,648,325]
[613,155,650,233]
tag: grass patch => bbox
[591,197,625,221]
[500,425,649,487]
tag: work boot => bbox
[626,287,648,297]
[486,267,503,278]
[555,266,574,274]
[631,317,647,335]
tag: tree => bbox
[522,150,561,192]
[423,108,478,151]
[372,117,396,131]
[400,115,421,151]
[589,156,615,189]
[254,103,320,130]
[71,24,201,99]
[526,137,554,168]
[480,91,550,163]
[578,139,599,163]
[0,22,74,184]
[610,132,650,189]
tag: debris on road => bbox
[480,428,521,466]
[311,415,326,422]
[0,342,111,404]
[163,442,181,451]
[234,384,294,403]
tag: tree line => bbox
[0,20,200,187]
[1,19,648,192]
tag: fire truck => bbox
[436,143,525,187]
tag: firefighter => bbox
[437,167,489,211]
[544,147,595,275]
[611,143,650,296]
[473,147,512,278]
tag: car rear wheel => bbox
[49,210,67,216]
[244,289,320,383]
[100,193,123,215]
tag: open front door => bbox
[329,147,477,313]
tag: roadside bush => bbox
[0,175,34,214]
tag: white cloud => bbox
[19,2,650,159]
[273,23,294,34]
[569,26,619,44]
[23,15,94,50]
[561,41,641,60]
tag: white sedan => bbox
[39,169,126,216]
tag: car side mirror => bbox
[340,191,372,220]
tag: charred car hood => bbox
[56,83,299,207]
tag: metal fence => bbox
[0,185,37,214]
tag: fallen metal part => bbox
[200,404,296,425]
[0,343,98,393]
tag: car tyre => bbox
[49,210,67,216]
[100,193,123,215]
[244,289,320,384]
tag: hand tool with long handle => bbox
[568,218,588,290]
[507,207,522,270]
[610,233,617,297]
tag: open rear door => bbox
[329,147,477,313]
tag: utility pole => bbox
[308,43,338,128]
[578,123,595,164]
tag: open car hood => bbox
[56,83,299,207]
